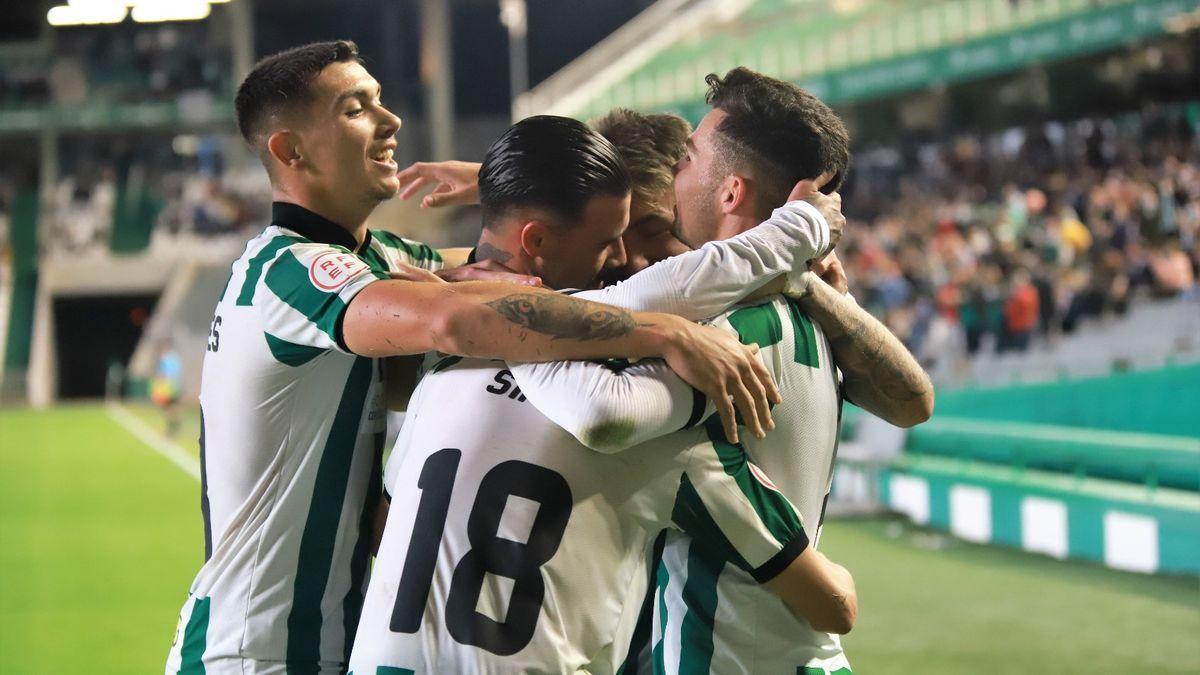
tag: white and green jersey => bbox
[639,297,846,675]
[347,353,810,675]
[509,295,846,675]
[166,202,442,675]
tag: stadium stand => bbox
[839,104,1200,384]
[519,0,1200,119]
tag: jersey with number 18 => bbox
[348,352,810,674]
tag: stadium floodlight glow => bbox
[131,0,212,23]
[47,1,127,26]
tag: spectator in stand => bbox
[1148,235,1196,297]
[1001,269,1039,352]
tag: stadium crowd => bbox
[38,147,269,255]
[0,23,230,108]
[840,105,1199,371]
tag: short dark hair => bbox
[705,67,850,215]
[479,115,631,230]
[235,40,361,147]
[590,108,691,208]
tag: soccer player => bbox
[165,43,787,675]
[512,70,933,674]
[348,115,849,673]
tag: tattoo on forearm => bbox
[486,293,636,341]
[475,242,513,264]
[802,287,931,404]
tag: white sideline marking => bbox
[106,403,200,481]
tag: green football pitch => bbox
[2,405,1197,673]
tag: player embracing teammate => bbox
[167,39,931,675]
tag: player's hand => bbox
[436,259,542,286]
[788,175,845,252]
[396,160,482,208]
[809,252,849,295]
[660,319,782,444]
[389,263,447,283]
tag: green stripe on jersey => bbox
[264,250,367,341]
[670,474,752,572]
[727,302,783,348]
[264,333,326,366]
[237,235,305,306]
[429,355,463,373]
[729,298,820,368]
[785,297,820,367]
[360,242,393,276]
[702,415,807,545]
[651,547,671,675]
[178,596,210,674]
[374,230,442,265]
[342,430,385,663]
[678,540,723,675]
[286,357,375,671]
[800,668,853,675]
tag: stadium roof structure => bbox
[516,0,1200,123]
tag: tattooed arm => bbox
[789,273,934,428]
[343,280,779,438]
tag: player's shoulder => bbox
[239,225,349,262]
[369,229,441,264]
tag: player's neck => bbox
[714,212,762,242]
[474,234,533,276]
[271,186,371,249]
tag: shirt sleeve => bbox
[509,304,785,454]
[672,418,810,583]
[507,357,708,453]
[569,199,829,319]
[256,242,388,355]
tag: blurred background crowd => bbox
[841,104,1199,372]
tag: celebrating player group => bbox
[166,39,933,675]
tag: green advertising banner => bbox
[806,0,1200,104]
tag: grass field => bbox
[2,404,1198,673]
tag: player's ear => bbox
[519,220,551,258]
[266,130,303,170]
[720,174,749,215]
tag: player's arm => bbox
[508,357,735,449]
[572,191,833,320]
[765,546,858,634]
[343,280,776,437]
[787,269,934,427]
[678,438,857,634]
[507,187,845,446]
